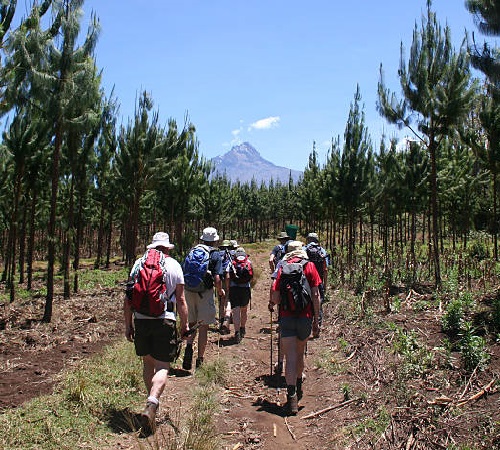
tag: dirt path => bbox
[2,245,500,449]
[152,247,333,450]
[106,246,334,450]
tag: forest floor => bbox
[0,244,499,449]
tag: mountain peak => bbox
[210,142,302,184]
[230,142,259,158]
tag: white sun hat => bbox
[200,227,219,242]
[147,232,174,249]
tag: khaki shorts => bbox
[185,288,217,325]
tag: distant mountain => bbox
[210,142,302,184]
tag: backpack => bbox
[220,248,233,273]
[183,244,214,292]
[274,242,287,262]
[129,249,170,317]
[279,259,312,315]
[306,243,325,279]
[230,253,253,284]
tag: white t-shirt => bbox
[130,252,184,320]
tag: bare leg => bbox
[232,306,241,332]
[282,337,307,386]
[197,324,209,358]
[240,306,248,329]
[142,355,170,399]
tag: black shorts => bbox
[229,286,251,308]
[133,318,178,362]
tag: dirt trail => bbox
[3,245,499,448]
[156,247,332,450]
[108,246,333,450]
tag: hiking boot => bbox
[195,356,204,368]
[240,327,246,338]
[234,330,241,344]
[219,318,230,335]
[274,361,283,376]
[286,394,298,415]
[183,344,193,371]
[140,401,158,434]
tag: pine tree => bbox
[377,0,474,286]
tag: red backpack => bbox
[130,249,168,316]
[230,253,253,284]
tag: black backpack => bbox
[279,259,312,315]
[306,243,325,279]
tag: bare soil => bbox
[1,248,499,449]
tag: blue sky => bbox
[78,0,479,171]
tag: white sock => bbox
[147,396,159,405]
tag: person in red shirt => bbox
[269,240,321,415]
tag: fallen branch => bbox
[338,348,357,364]
[303,397,359,419]
[284,417,296,440]
[456,379,496,407]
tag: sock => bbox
[287,385,296,397]
[296,377,303,392]
[147,396,159,405]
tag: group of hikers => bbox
[123,226,329,433]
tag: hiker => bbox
[124,232,189,434]
[218,239,234,334]
[304,232,329,332]
[269,231,291,273]
[226,246,253,343]
[182,227,225,370]
[268,240,321,415]
[268,232,291,375]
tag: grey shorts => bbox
[185,289,217,325]
[279,316,312,341]
[133,318,178,362]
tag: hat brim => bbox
[147,241,174,249]
[200,234,220,242]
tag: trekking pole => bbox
[270,310,273,377]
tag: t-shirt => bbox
[129,252,184,320]
[271,256,322,319]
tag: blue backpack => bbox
[183,245,214,292]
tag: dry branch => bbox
[303,397,359,419]
[284,417,296,440]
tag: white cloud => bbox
[231,128,241,137]
[248,116,280,131]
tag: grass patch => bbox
[0,341,142,450]
[0,339,224,450]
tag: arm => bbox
[322,259,328,287]
[175,283,189,338]
[123,297,134,342]
[214,274,225,298]
[269,253,276,273]
[268,278,281,311]
[311,286,321,337]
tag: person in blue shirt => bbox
[182,227,225,370]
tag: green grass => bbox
[0,341,142,450]
[0,341,222,450]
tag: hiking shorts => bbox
[279,316,312,341]
[133,318,178,362]
[229,286,251,308]
[185,288,217,325]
